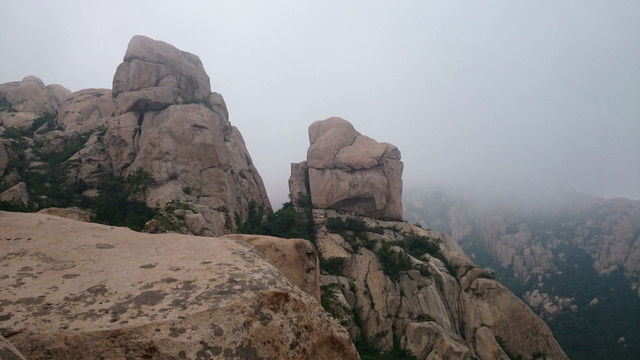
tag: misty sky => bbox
[2,1,639,206]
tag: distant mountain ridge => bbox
[405,187,640,359]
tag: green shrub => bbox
[0,199,35,212]
[182,186,191,195]
[377,242,412,278]
[326,217,346,232]
[92,168,156,231]
[403,234,442,258]
[355,335,417,360]
[322,257,346,276]
[0,96,13,111]
[345,217,366,233]
[416,314,435,322]
[320,284,354,327]
[235,198,316,241]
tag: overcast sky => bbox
[2,1,639,206]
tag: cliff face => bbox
[310,210,567,360]
[405,188,640,359]
[0,211,358,360]
[0,35,270,236]
[289,120,567,359]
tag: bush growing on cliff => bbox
[377,242,412,278]
[92,168,156,231]
[235,196,316,241]
[402,233,442,258]
[0,96,13,111]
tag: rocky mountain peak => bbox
[0,35,271,235]
[112,35,211,114]
[291,117,403,221]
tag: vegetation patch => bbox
[377,242,412,278]
[0,95,13,111]
[92,168,156,231]
[320,284,354,328]
[235,196,316,241]
[355,335,417,360]
[321,257,346,276]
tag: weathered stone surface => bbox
[0,76,69,115]
[0,335,27,360]
[403,322,470,360]
[66,130,113,187]
[0,211,359,360]
[33,129,81,154]
[292,117,403,220]
[315,208,568,359]
[104,102,271,235]
[37,207,92,222]
[57,89,114,133]
[101,36,271,235]
[0,36,271,237]
[474,326,510,360]
[224,234,321,301]
[0,181,28,206]
[289,160,309,205]
[112,35,211,115]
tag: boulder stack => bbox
[290,117,403,221]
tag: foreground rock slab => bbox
[0,211,358,360]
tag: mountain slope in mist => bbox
[405,187,640,360]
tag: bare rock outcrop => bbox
[290,117,403,221]
[112,35,211,115]
[0,211,359,360]
[0,76,69,117]
[224,234,321,301]
[103,35,271,235]
[314,209,567,359]
[0,36,270,236]
[37,206,92,222]
[0,181,29,206]
[57,89,114,133]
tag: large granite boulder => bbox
[0,76,70,130]
[0,211,359,360]
[104,36,271,235]
[290,117,403,221]
[57,88,114,133]
[0,75,69,116]
[112,35,211,115]
[225,234,322,301]
[0,181,29,206]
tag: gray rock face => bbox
[0,35,271,236]
[314,209,568,359]
[0,75,69,116]
[112,35,211,115]
[290,117,403,220]
[57,89,114,133]
[0,181,29,206]
[0,211,359,360]
[104,35,271,235]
